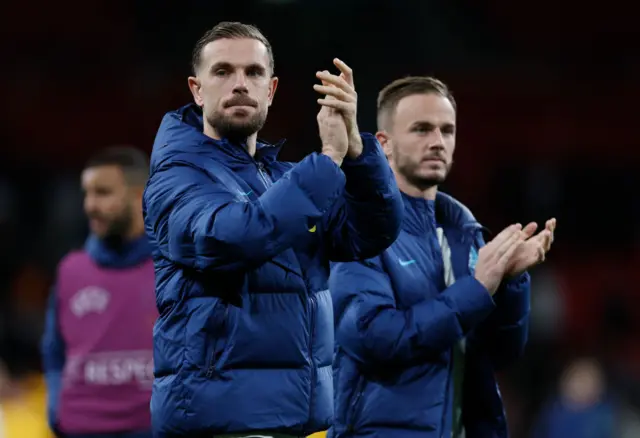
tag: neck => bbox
[393,168,438,200]
[204,122,258,157]
[87,228,151,268]
[102,228,145,248]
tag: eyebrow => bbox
[411,120,456,130]
[209,62,267,74]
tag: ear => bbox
[267,76,279,107]
[188,76,204,107]
[375,130,392,159]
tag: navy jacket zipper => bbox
[256,158,318,431]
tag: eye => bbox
[246,66,265,77]
[412,124,433,134]
[442,126,455,135]
[94,188,113,196]
[214,69,228,77]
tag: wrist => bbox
[346,132,363,159]
[505,264,525,279]
[506,270,529,283]
[321,149,344,167]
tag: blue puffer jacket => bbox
[142,104,403,437]
[329,192,531,438]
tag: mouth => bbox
[89,217,107,227]
[225,100,257,109]
[422,157,445,164]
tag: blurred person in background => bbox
[41,147,156,438]
[532,357,616,438]
[329,76,556,438]
[143,21,403,438]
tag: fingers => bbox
[497,226,523,254]
[320,77,331,92]
[498,230,523,265]
[546,218,556,246]
[546,218,557,232]
[539,229,553,252]
[317,76,338,116]
[537,241,546,262]
[315,63,357,118]
[317,98,354,112]
[532,226,554,252]
[528,230,552,266]
[521,222,538,239]
[333,58,354,87]
[490,223,523,248]
[316,70,354,95]
[313,84,354,102]
[319,75,337,102]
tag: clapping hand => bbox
[314,58,363,159]
[506,218,557,277]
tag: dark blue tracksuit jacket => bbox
[142,103,403,437]
[41,235,153,438]
[329,192,531,438]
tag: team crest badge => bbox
[469,246,478,273]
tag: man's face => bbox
[561,359,605,406]
[378,93,456,191]
[81,165,133,239]
[188,38,278,140]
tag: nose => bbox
[232,71,249,93]
[427,128,445,150]
[84,194,97,215]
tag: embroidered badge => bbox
[468,246,479,273]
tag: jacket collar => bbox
[401,192,437,235]
[400,190,483,235]
[151,103,284,171]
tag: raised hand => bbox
[474,224,526,295]
[314,59,363,159]
[316,74,348,167]
[506,218,556,277]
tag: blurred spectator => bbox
[531,358,615,438]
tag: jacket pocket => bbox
[205,334,231,379]
[346,376,367,432]
[203,302,232,379]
